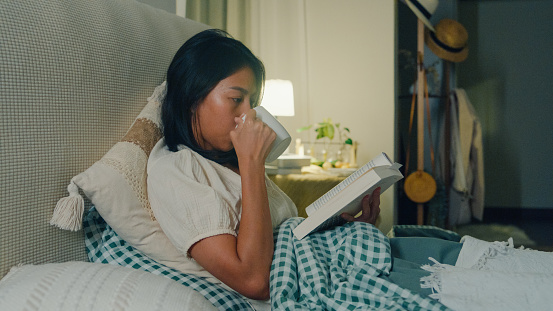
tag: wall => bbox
[458,0,553,209]
[250,0,396,231]
[307,0,396,231]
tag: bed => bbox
[2,0,552,310]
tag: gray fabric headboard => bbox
[0,0,208,277]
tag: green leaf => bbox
[326,124,334,140]
[316,129,325,140]
[297,118,350,142]
[296,125,313,133]
[345,138,353,145]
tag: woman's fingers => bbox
[341,212,356,222]
[232,109,275,162]
[368,187,381,223]
[340,187,381,225]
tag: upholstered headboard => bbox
[0,0,208,277]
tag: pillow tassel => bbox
[50,180,84,231]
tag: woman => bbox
[147,29,383,301]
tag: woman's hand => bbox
[341,187,381,225]
[230,109,276,165]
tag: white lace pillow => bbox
[50,82,190,272]
[0,262,216,311]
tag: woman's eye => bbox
[232,97,243,104]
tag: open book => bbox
[292,152,403,240]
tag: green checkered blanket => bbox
[85,208,448,310]
[84,207,254,310]
[270,218,449,310]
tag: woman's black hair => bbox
[162,29,265,166]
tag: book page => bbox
[305,152,392,216]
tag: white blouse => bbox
[147,138,297,283]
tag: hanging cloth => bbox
[439,88,485,225]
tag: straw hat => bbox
[404,0,439,32]
[425,19,469,62]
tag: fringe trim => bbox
[421,238,536,303]
[50,179,84,231]
[420,257,447,300]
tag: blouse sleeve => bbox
[147,142,241,257]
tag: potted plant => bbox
[297,118,355,168]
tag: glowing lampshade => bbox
[260,79,295,117]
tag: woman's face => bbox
[194,67,257,152]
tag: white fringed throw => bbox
[421,236,553,311]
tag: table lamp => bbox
[260,79,295,117]
[261,80,311,174]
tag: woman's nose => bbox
[238,100,251,115]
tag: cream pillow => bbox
[51,82,190,272]
[0,262,216,311]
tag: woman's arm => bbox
[189,109,276,300]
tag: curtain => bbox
[184,0,252,47]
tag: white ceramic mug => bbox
[240,106,291,163]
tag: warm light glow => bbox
[260,79,295,117]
